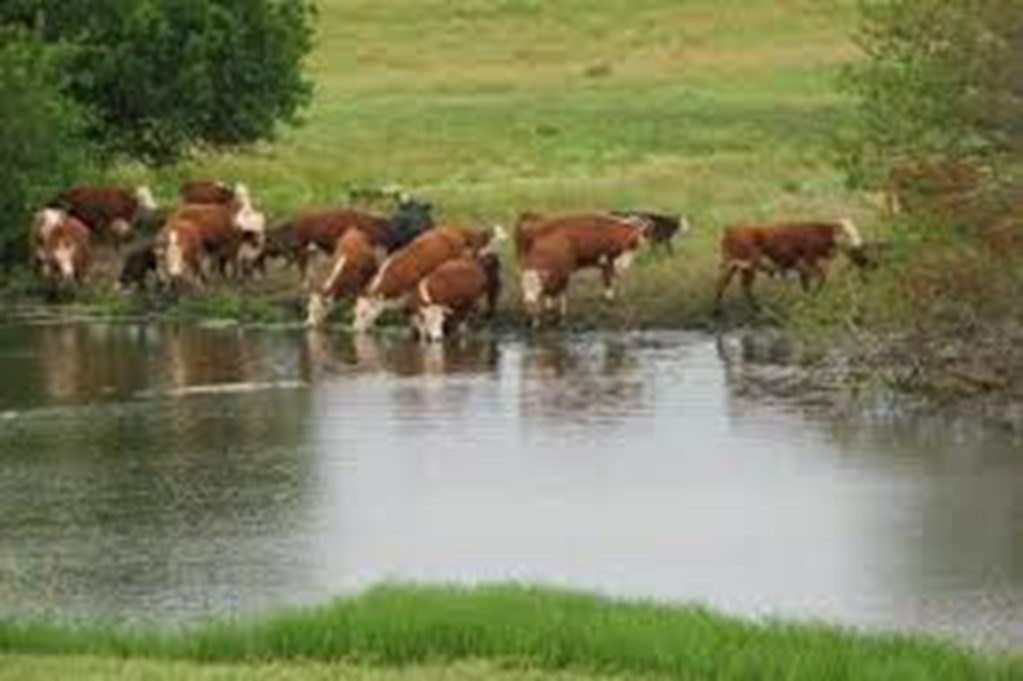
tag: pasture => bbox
[66,0,871,329]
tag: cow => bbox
[47,184,157,243]
[713,218,868,313]
[305,229,381,328]
[179,180,237,205]
[154,200,265,286]
[409,254,498,341]
[352,226,495,333]
[37,212,92,287]
[514,211,647,302]
[612,210,690,255]
[117,238,159,292]
[155,218,206,289]
[269,208,392,281]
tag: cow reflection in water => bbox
[159,326,263,390]
[302,331,499,378]
[519,336,646,422]
[36,324,151,402]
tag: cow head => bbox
[352,296,385,333]
[135,185,158,212]
[306,291,333,328]
[53,243,76,281]
[414,304,450,342]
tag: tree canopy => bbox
[0,0,317,165]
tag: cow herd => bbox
[28,180,877,340]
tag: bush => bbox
[840,0,1023,191]
[0,29,91,266]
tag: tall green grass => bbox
[1,585,1020,679]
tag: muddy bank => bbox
[718,327,1023,437]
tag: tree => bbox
[0,0,317,165]
[841,0,1023,191]
[0,29,91,265]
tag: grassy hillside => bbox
[80,0,869,328]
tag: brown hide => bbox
[320,228,380,301]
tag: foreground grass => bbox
[1,585,1020,680]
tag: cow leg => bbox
[557,293,569,322]
[713,261,739,314]
[740,267,758,309]
[601,261,616,301]
[795,260,813,292]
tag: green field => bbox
[3,585,1021,680]
[76,0,872,328]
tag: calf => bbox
[306,229,381,328]
[38,214,92,286]
[612,210,690,255]
[352,226,489,333]
[48,184,157,242]
[514,211,646,301]
[409,255,494,341]
[713,218,868,312]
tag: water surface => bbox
[1,322,1022,649]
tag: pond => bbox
[1,322,1022,649]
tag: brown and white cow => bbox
[48,185,157,242]
[409,253,503,341]
[713,218,868,312]
[37,212,92,286]
[305,229,381,327]
[352,226,495,333]
[155,199,265,286]
[515,211,647,306]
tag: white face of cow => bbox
[352,296,384,333]
[37,208,63,234]
[135,185,157,212]
[678,216,692,235]
[53,241,76,281]
[417,305,449,342]
[235,205,266,234]
[306,292,333,328]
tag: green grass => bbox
[1,585,1020,680]
[30,0,874,329]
